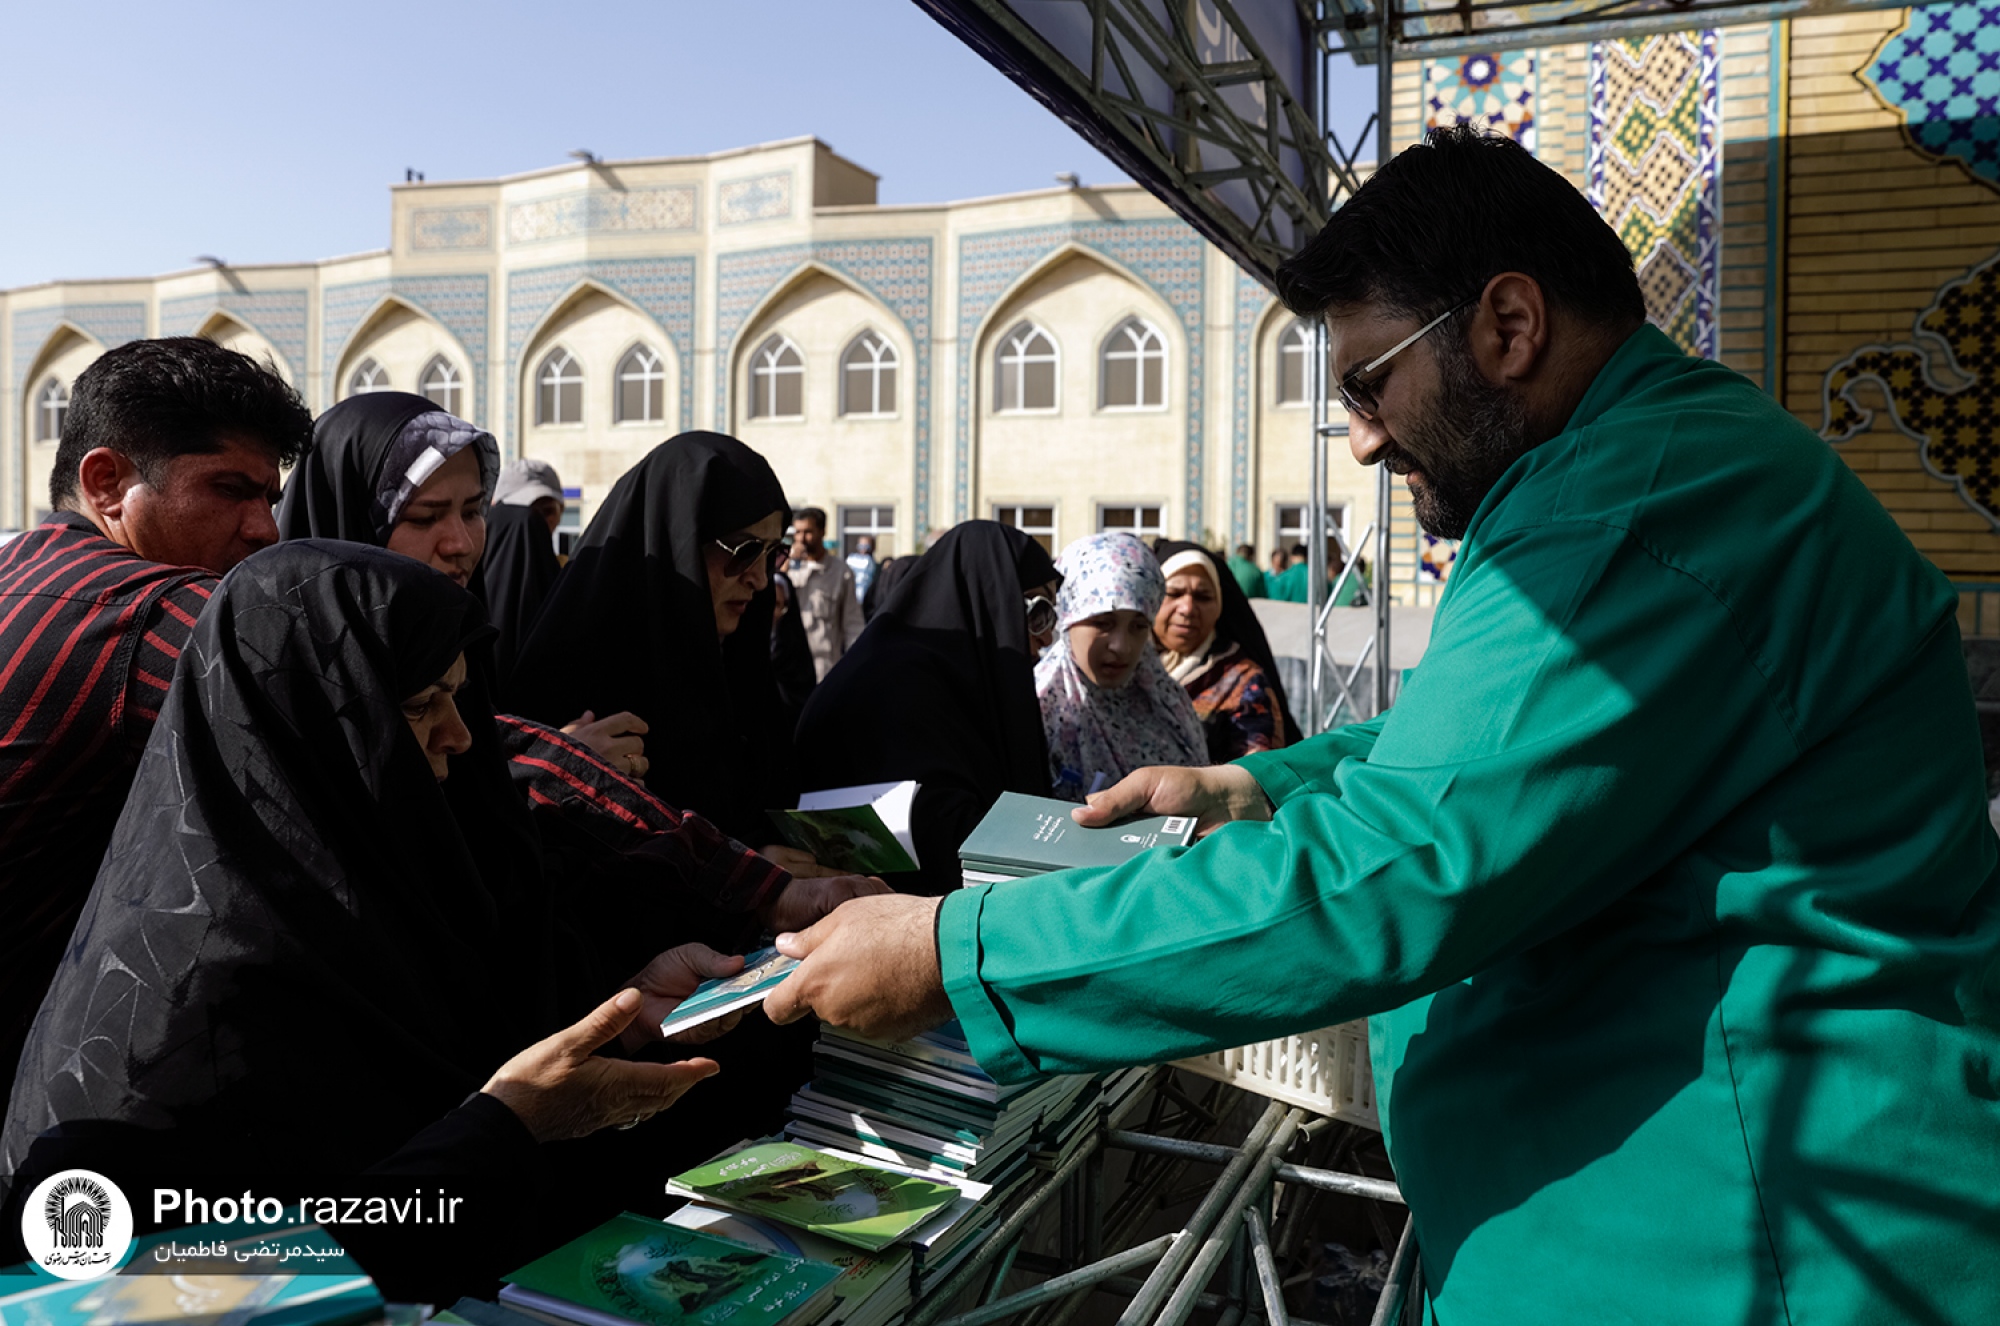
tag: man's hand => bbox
[759,844,840,879]
[759,874,894,934]
[619,944,745,1052]
[765,894,953,1043]
[562,709,651,779]
[1072,764,1272,836]
[481,989,720,1142]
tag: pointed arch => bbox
[724,260,909,432]
[195,310,293,384]
[514,277,684,439]
[331,293,476,415]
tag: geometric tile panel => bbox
[1425,49,1537,149]
[506,257,696,451]
[1822,249,2000,527]
[1864,0,2000,190]
[324,275,491,425]
[159,289,309,384]
[718,172,795,227]
[505,187,697,245]
[715,239,933,525]
[410,206,494,252]
[1588,30,1722,358]
[1233,269,1276,546]
[953,220,1207,534]
[10,303,148,382]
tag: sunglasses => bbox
[1337,296,1478,422]
[712,532,793,578]
[1025,595,1058,636]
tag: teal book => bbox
[956,793,1195,876]
[665,1142,960,1253]
[499,1213,838,1326]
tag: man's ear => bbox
[75,447,141,520]
[1472,272,1549,385]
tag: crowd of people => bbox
[2,126,1993,1321]
[0,335,1298,1288]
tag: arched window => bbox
[994,323,1057,413]
[536,348,583,425]
[347,358,390,397]
[419,356,462,415]
[747,334,804,420]
[34,378,68,443]
[616,344,667,423]
[839,331,898,417]
[1276,319,1330,405]
[1099,317,1167,409]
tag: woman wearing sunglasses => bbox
[795,521,1061,895]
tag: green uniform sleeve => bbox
[1237,713,1386,807]
[939,519,1802,1080]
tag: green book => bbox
[499,1212,838,1326]
[665,1142,961,1253]
[956,793,1195,876]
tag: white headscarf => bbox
[1157,547,1227,683]
[1034,533,1206,801]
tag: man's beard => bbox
[1378,338,1531,541]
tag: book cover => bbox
[663,1206,910,1326]
[665,1143,959,1253]
[659,947,799,1038]
[768,782,920,875]
[500,1213,838,1326]
[955,793,1195,876]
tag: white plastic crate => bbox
[1174,1020,1378,1129]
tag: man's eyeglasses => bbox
[712,533,792,578]
[1337,295,1477,422]
[1025,595,1058,637]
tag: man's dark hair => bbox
[793,506,828,531]
[1235,543,1255,558]
[51,337,313,509]
[1290,543,1309,559]
[1275,125,1644,328]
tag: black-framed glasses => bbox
[1337,295,1477,422]
[712,533,792,578]
[1025,595,1058,636]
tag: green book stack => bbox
[956,792,1195,885]
[499,1212,840,1326]
[665,1143,960,1254]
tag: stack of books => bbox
[956,792,1196,887]
[500,1140,971,1326]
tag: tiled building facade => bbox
[4,2,1995,615]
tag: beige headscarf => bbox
[1158,547,1233,683]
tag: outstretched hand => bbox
[760,874,894,934]
[764,894,953,1043]
[619,944,748,1051]
[1071,763,1273,836]
[481,989,720,1142]
[759,844,841,879]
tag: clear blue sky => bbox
[0,0,1378,291]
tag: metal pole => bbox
[1366,1216,1416,1326]
[1372,0,1395,715]
[936,1236,1180,1326]
[909,1133,1104,1326]
[1113,1101,1287,1326]
[1154,1110,1306,1326]
[1306,320,1330,735]
[1244,1209,1291,1326]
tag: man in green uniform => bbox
[1226,543,1268,599]
[765,127,2000,1322]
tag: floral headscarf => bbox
[1034,533,1207,800]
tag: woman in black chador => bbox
[509,432,806,853]
[0,543,736,1292]
[794,520,1061,895]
